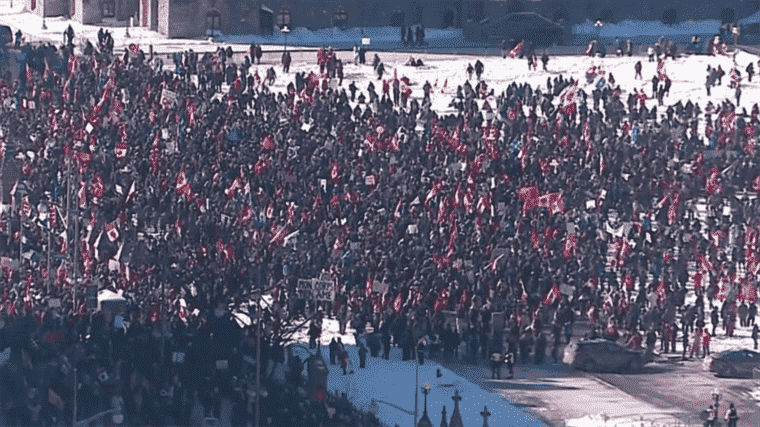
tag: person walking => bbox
[753,324,759,350]
[702,328,711,358]
[358,341,368,369]
[504,351,515,379]
[724,402,739,427]
[705,404,717,427]
[635,61,642,80]
[691,327,702,359]
[329,337,338,365]
[489,347,503,379]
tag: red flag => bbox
[517,186,539,216]
[705,167,722,195]
[543,283,560,306]
[365,277,374,298]
[667,191,680,225]
[254,158,270,175]
[741,283,758,304]
[538,192,564,216]
[656,281,668,302]
[105,221,119,242]
[77,180,87,209]
[261,135,276,151]
[329,161,340,184]
[562,233,577,259]
[91,174,105,199]
[434,288,450,312]
[114,138,127,160]
[623,275,634,292]
[176,169,192,199]
[22,196,31,219]
[507,42,523,59]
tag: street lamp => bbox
[281,25,290,52]
[595,19,603,53]
[42,0,47,30]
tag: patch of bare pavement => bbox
[442,325,760,426]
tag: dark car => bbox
[709,349,760,378]
[563,339,648,372]
[485,12,563,47]
[0,26,11,46]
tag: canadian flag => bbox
[667,191,681,225]
[537,192,565,216]
[254,158,270,175]
[22,196,31,219]
[656,281,668,302]
[434,288,450,312]
[269,223,289,246]
[329,161,340,183]
[705,167,722,195]
[543,283,560,306]
[114,138,127,160]
[563,233,577,259]
[176,169,192,199]
[740,283,758,303]
[559,81,579,116]
[105,221,119,242]
[507,42,523,59]
[91,174,105,199]
[393,292,404,315]
[239,205,254,225]
[517,186,540,216]
[657,60,668,81]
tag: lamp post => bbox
[42,0,47,30]
[594,20,603,55]
[281,25,290,52]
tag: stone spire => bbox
[440,405,448,427]
[417,386,433,427]
[448,390,463,427]
[480,405,491,427]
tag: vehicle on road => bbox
[563,339,648,372]
[708,349,760,378]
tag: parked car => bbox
[563,339,647,372]
[708,349,760,378]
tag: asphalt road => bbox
[597,357,760,426]
[441,320,760,426]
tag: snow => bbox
[289,318,548,427]
[573,18,721,38]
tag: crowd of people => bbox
[0,28,759,425]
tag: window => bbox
[277,6,291,29]
[102,0,115,17]
[206,10,221,35]
[333,7,347,29]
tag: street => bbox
[442,320,760,426]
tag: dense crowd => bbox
[0,31,760,425]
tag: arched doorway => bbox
[260,7,274,35]
[443,9,454,28]
[390,10,404,27]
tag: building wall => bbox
[72,0,101,24]
[25,0,69,17]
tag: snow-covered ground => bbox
[289,317,547,427]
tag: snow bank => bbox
[291,337,547,427]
